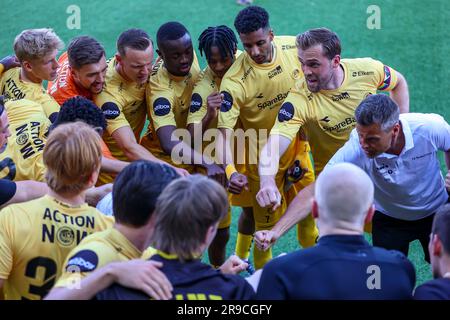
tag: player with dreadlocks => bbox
[186,25,251,269]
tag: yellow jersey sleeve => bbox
[146,81,176,130]
[54,240,116,287]
[187,69,215,126]
[94,90,130,136]
[365,58,399,91]
[217,77,244,130]
[269,85,310,141]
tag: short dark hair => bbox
[355,94,399,131]
[51,96,106,133]
[234,5,270,34]
[113,160,179,227]
[117,28,151,56]
[156,22,189,48]
[151,175,228,261]
[198,25,238,62]
[296,28,341,60]
[432,204,450,255]
[67,36,105,70]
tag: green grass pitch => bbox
[2,0,449,287]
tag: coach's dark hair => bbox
[234,5,270,34]
[296,28,341,60]
[355,94,399,131]
[50,96,107,133]
[198,25,238,62]
[68,36,105,70]
[432,204,450,255]
[113,160,179,227]
[117,28,152,56]
[157,22,189,48]
[152,175,228,261]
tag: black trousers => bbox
[372,211,434,263]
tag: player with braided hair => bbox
[187,25,250,268]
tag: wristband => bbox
[225,164,237,180]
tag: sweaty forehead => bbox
[160,34,192,53]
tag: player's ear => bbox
[268,29,274,41]
[69,66,77,79]
[431,234,442,257]
[115,53,122,64]
[364,204,375,224]
[156,49,163,59]
[332,55,341,68]
[22,60,33,72]
[312,199,319,219]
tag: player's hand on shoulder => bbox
[219,255,248,275]
[227,172,249,194]
[113,260,173,300]
[254,230,279,251]
[0,55,20,72]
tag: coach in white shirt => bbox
[325,94,450,261]
[254,94,450,263]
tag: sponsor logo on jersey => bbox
[153,97,171,116]
[352,70,375,77]
[331,92,350,102]
[322,117,356,133]
[255,93,264,99]
[15,122,45,159]
[16,132,29,145]
[292,69,301,79]
[268,65,283,79]
[66,250,99,272]
[57,226,75,247]
[257,91,290,110]
[101,102,121,119]
[281,44,296,50]
[240,66,254,82]
[190,93,202,113]
[4,78,26,100]
[278,102,294,122]
[220,91,233,112]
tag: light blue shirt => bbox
[326,113,450,220]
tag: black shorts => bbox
[372,211,434,263]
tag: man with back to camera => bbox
[256,163,415,299]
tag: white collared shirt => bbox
[326,113,450,220]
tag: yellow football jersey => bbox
[55,228,141,288]
[0,195,113,300]
[187,50,243,129]
[0,68,60,122]
[217,36,304,180]
[270,58,399,174]
[140,53,200,163]
[94,58,147,161]
[0,99,50,182]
